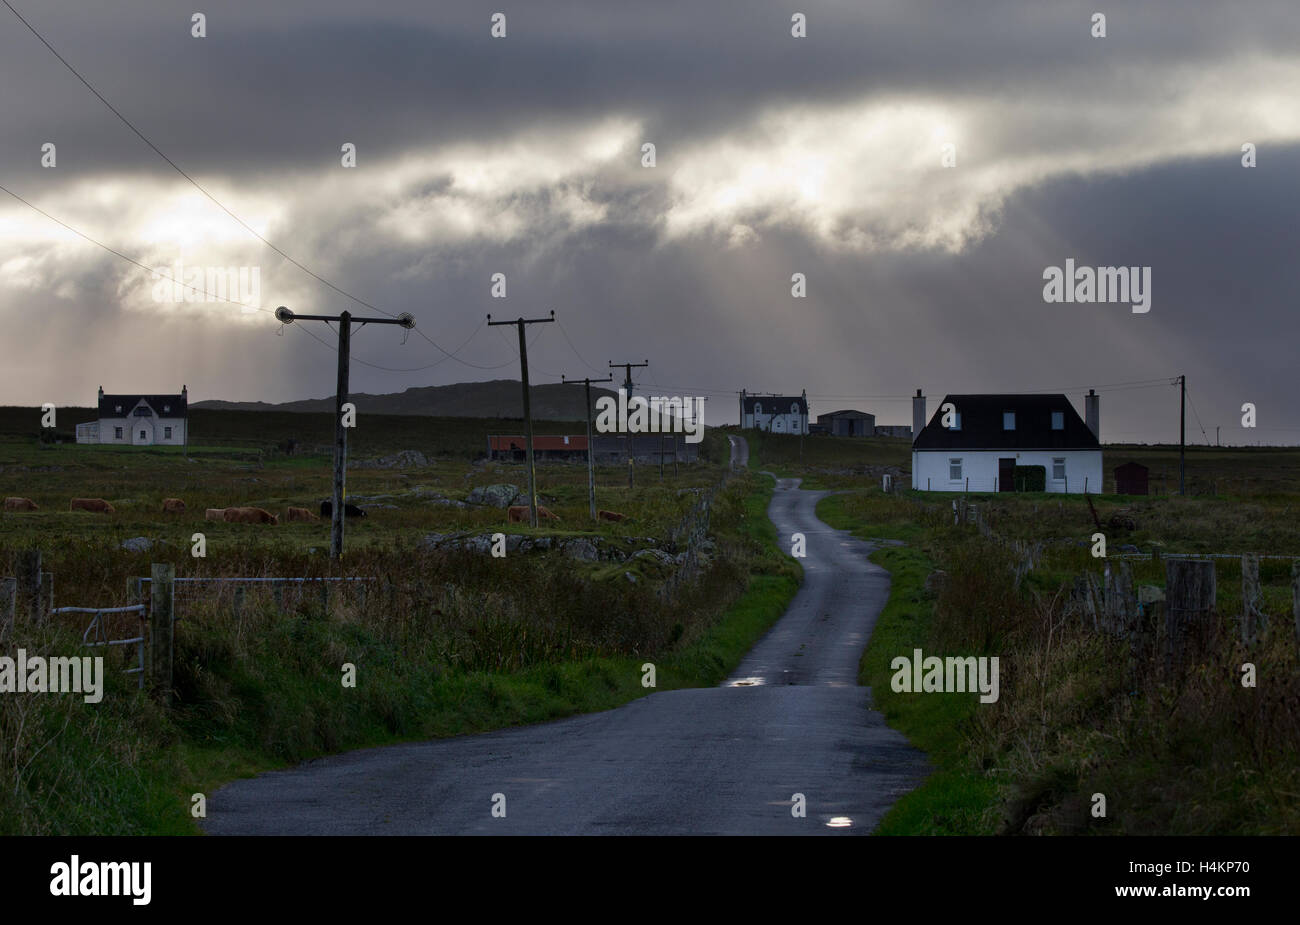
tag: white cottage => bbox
[911,391,1102,494]
[740,390,809,434]
[76,386,189,446]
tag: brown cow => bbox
[70,498,114,514]
[507,504,560,522]
[597,509,626,522]
[162,498,186,513]
[3,497,38,512]
[205,508,226,521]
[286,506,319,522]
[224,507,278,525]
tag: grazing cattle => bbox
[597,509,626,522]
[161,498,186,513]
[205,508,226,521]
[507,504,560,522]
[70,498,114,514]
[3,497,38,512]
[223,506,279,525]
[319,500,366,518]
[286,506,319,522]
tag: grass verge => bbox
[818,492,998,834]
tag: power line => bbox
[3,0,500,367]
[0,180,273,315]
[555,317,604,375]
[1183,383,1213,446]
[0,178,531,375]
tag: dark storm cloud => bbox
[2,0,1298,444]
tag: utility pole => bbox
[275,306,414,559]
[1216,425,1220,447]
[490,310,555,527]
[562,373,613,521]
[610,360,649,489]
[1179,374,1186,496]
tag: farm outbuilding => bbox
[487,433,698,464]
[1114,461,1149,495]
[816,409,875,437]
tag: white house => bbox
[76,386,189,446]
[911,391,1102,493]
[740,389,809,434]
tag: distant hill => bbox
[193,380,621,420]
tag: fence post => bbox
[1241,554,1262,645]
[272,582,284,614]
[18,549,41,625]
[149,563,175,705]
[319,581,329,615]
[233,585,245,624]
[0,577,15,642]
[126,576,145,690]
[39,571,53,623]
[1292,562,1300,645]
[1165,559,1216,673]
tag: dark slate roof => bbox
[744,396,807,414]
[912,394,1099,451]
[817,409,873,421]
[99,393,187,417]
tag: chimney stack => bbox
[1085,388,1100,440]
[912,388,926,440]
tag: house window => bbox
[164,427,173,439]
[1051,411,1064,430]
[1052,458,1066,481]
[754,403,762,415]
[163,405,171,413]
[133,406,152,416]
[139,430,147,441]
[1003,411,1015,430]
[947,412,961,430]
[791,402,799,415]
[114,427,123,439]
[114,405,122,413]
[949,458,963,481]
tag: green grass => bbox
[1,469,799,835]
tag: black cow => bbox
[320,500,367,518]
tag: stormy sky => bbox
[2,0,1297,443]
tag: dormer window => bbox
[114,405,122,413]
[754,403,762,415]
[1003,412,1015,430]
[163,405,171,413]
[791,402,799,415]
[1051,411,1064,430]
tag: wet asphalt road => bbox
[203,440,928,835]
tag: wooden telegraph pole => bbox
[1179,374,1186,496]
[610,360,649,489]
[490,311,555,527]
[275,306,415,558]
[562,373,613,521]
